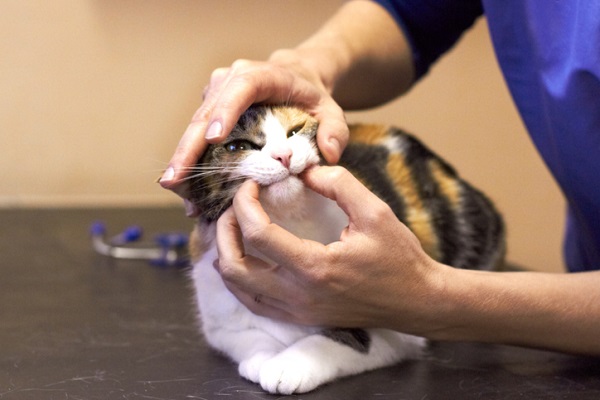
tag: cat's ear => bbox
[156,172,199,217]
[184,198,201,218]
[157,170,192,197]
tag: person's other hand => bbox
[159,54,349,216]
[214,165,445,333]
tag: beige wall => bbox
[1,1,565,273]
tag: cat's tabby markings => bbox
[187,105,505,394]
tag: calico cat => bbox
[187,105,505,394]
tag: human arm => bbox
[437,267,600,354]
[215,166,600,356]
[159,0,415,192]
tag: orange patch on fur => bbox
[387,153,440,260]
[271,106,316,133]
[348,124,391,146]
[428,160,461,207]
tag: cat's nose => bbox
[271,147,292,169]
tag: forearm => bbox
[425,267,600,355]
[269,0,415,110]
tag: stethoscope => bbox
[90,222,189,267]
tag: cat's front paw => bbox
[238,351,277,384]
[258,354,323,394]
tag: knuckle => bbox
[306,269,330,289]
[202,85,210,100]
[302,255,335,288]
[370,201,395,223]
[228,72,258,93]
[192,105,212,122]
[269,48,295,63]
[241,223,268,248]
[323,246,343,268]
[328,165,351,183]
[202,67,231,102]
[217,259,240,283]
[210,67,229,82]
[230,58,252,71]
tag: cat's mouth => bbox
[253,160,314,187]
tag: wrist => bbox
[404,261,465,339]
[419,267,521,344]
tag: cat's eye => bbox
[224,140,258,152]
[287,124,305,138]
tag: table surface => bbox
[1,207,600,400]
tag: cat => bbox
[186,105,505,394]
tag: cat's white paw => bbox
[238,351,277,384]
[258,354,323,394]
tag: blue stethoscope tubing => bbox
[90,221,189,267]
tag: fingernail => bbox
[326,137,341,164]
[329,137,340,151]
[160,166,175,183]
[205,121,222,140]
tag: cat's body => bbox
[188,105,505,394]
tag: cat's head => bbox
[188,105,320,222]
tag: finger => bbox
[201,67,229,101]
[302,166,391,232]
[159,121,210,191]
[160,91,221,190]
[312,100,349,164]
[196,65,242,143]
[216,206,246,260]
[232,180,325,271]
[211,265,301,323]
[213,260,293,310]
[160,66,237,190]
[215,208,305,314]
[214,258,315,325]
[215,206,287,292]
[206,61,328,143]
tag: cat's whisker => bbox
[184,169,237,178]
[189,176,246,190]
[179,162,245,170]
[178,167,240,175]
[284,89,293,108]
[191,176,243,187]
[180,167,244,181]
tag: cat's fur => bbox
[187,105,505,394]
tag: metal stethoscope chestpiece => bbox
[90,221,189,267]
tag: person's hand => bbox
[214,165,446,333]
[159,53,349,215]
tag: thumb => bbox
[314,110,349,165]
[302,166,391,231]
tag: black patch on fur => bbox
[189,105,269,223]
[235,105,267,135]
[321,328,371,354]
[339,143,407,223]
[397,130,461,266]
[459,183,505,269]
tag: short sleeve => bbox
[373,0,484,78]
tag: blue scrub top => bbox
[375,0,600,272]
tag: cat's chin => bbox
[260,176,308,217]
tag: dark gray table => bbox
[1,208,599,399]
